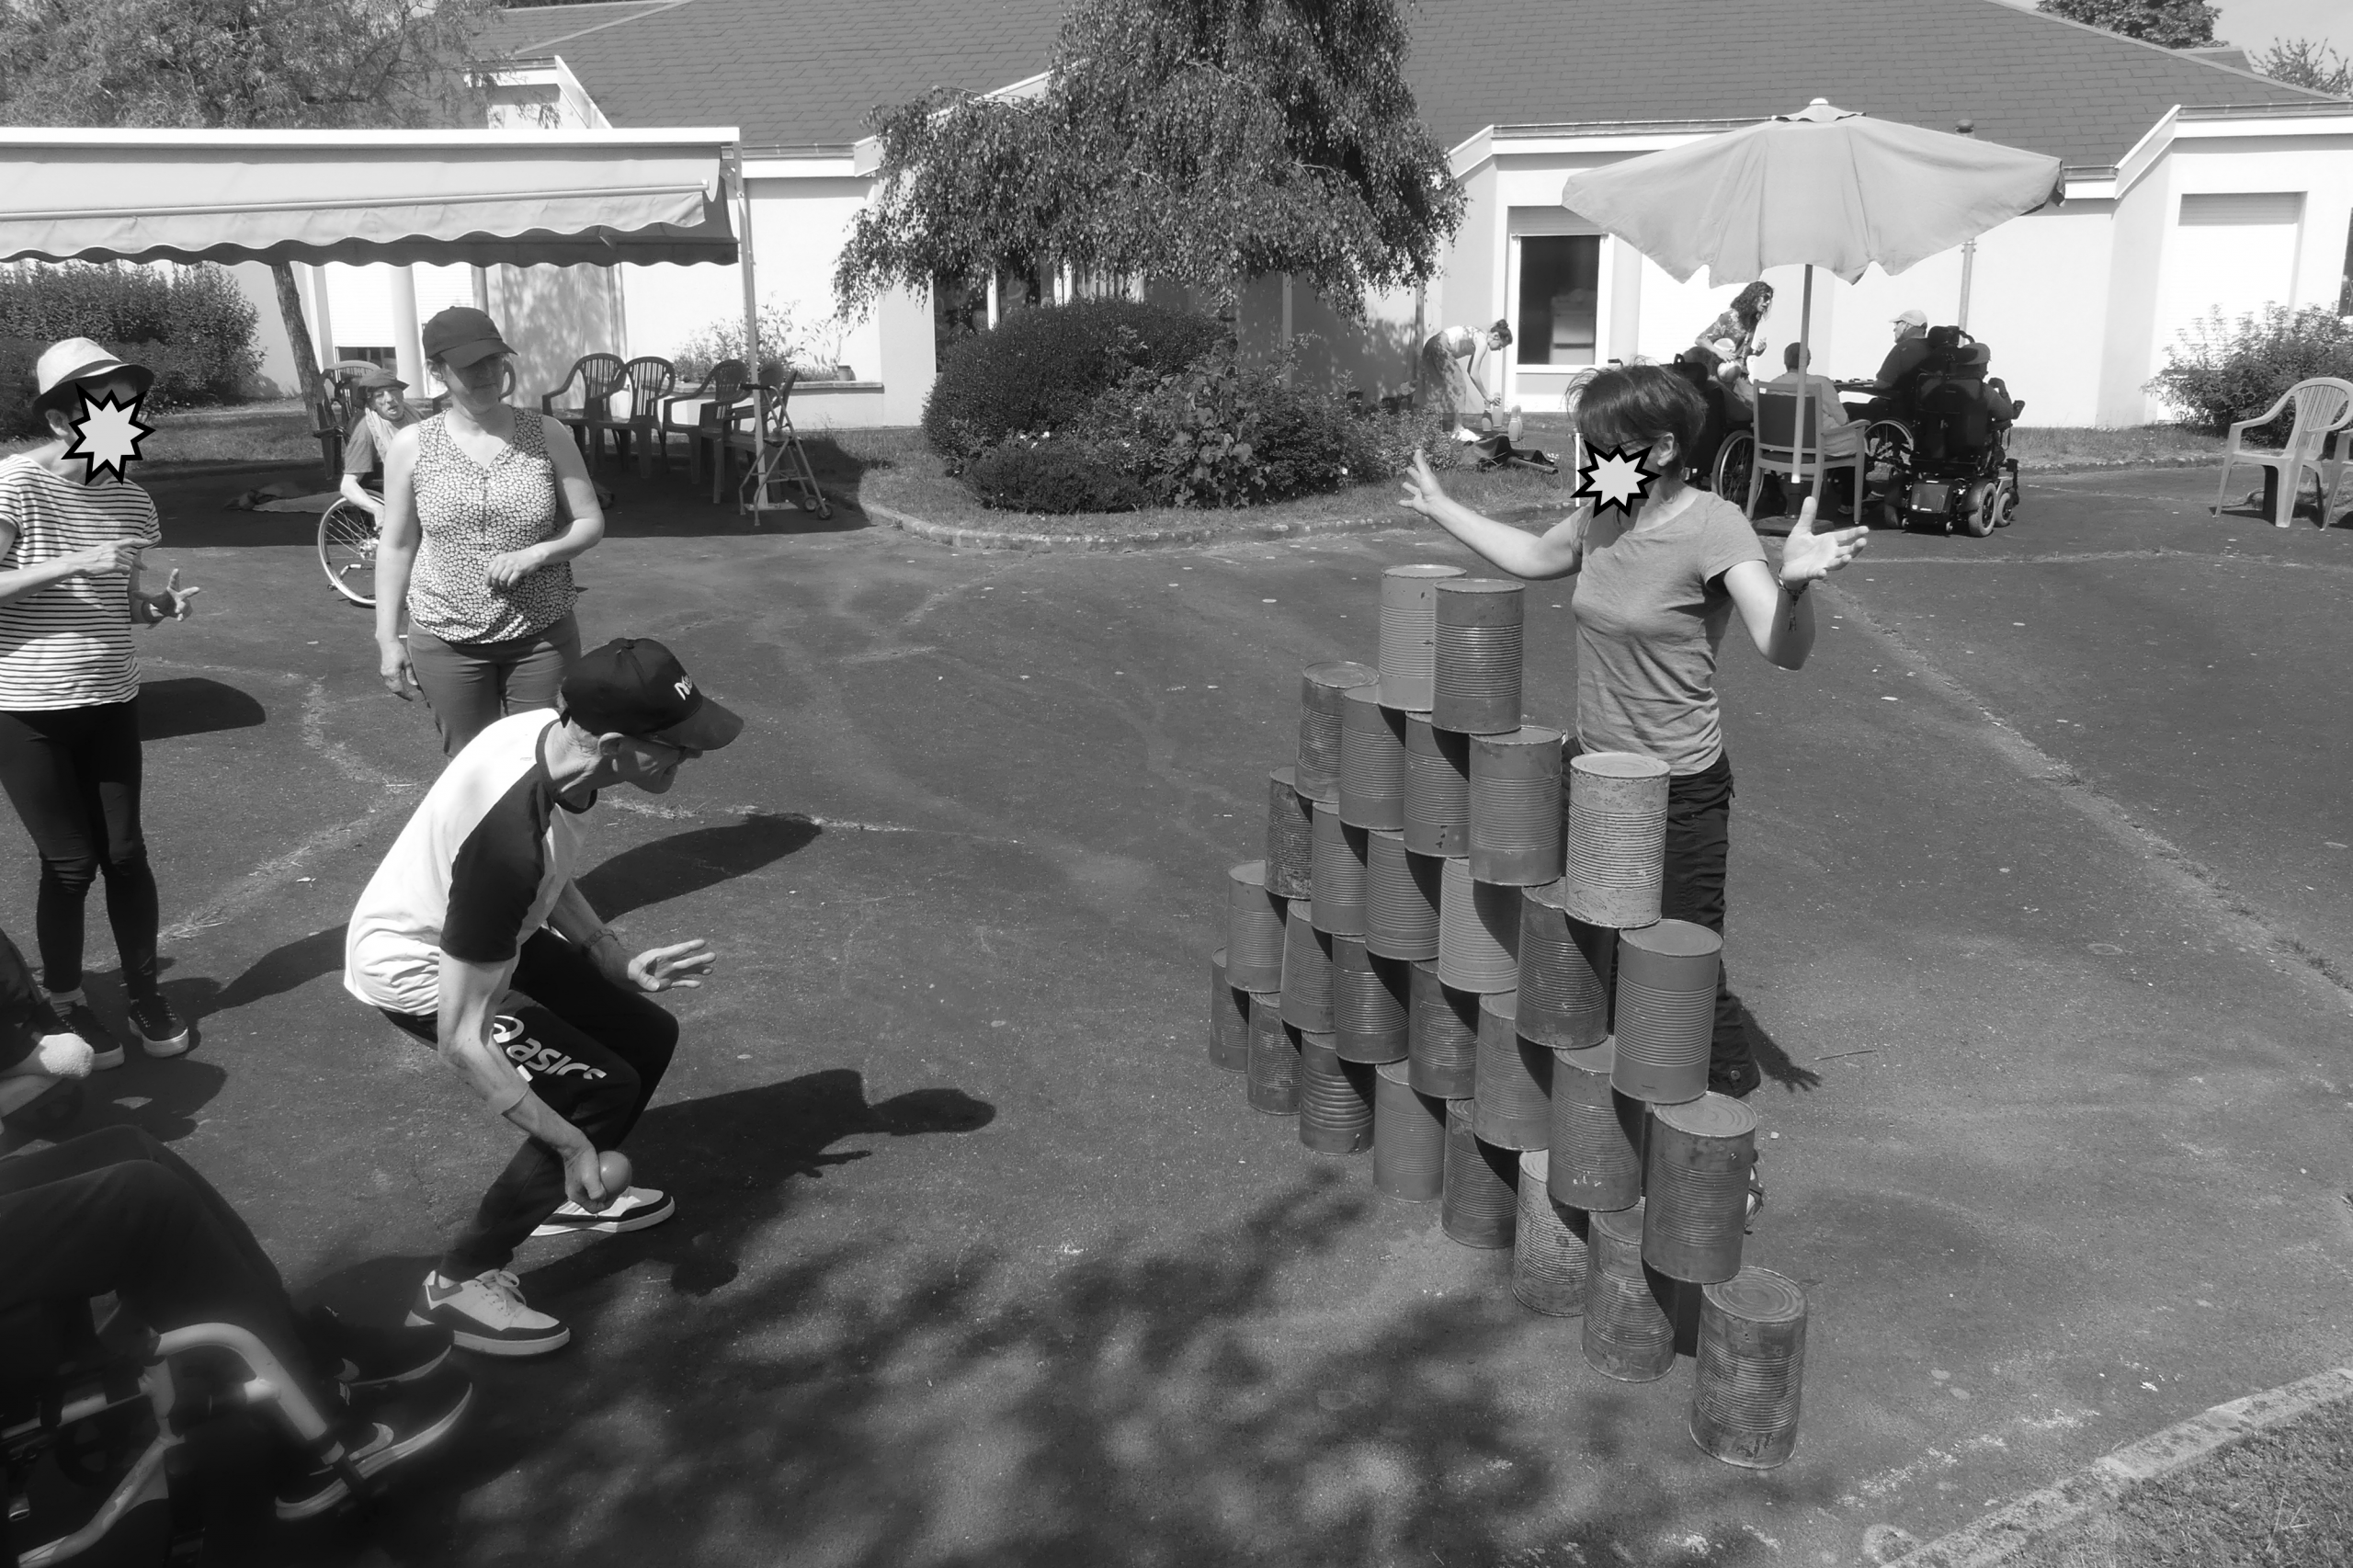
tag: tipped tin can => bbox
[1470,726,1565,886]
[1407,960,1480,1098]
[1279,914,1336,1032]
[1380,563,1466,710]
[1512,1151,1590,1316]
[1437,857,1519,994]
[1440,1100,1518,1248]
[1643,1093,1756,1284]
[1298,1031,1375,1154]
[1518,885,1615,1049]
[1296,661,1379,803]
[1403,714,1472,857]
[1209,948,1248,1072]
[1308,809,1370,937]
[1472,993,1551,1150]
[1333,937,1409,1062]
[1265,767,1315,899]
[1374,1061,1446,1200]
[1548,1040,1646,1211]
[1690,1267,1809,1470]
[1225,861,1287,993]
[1245,998,1301,1113]
[1563,751,1669,927]
[1365,830,1441,960]
[1432,580,1524,735]
[1339,686,1410,832]
[1611,920,1721,1106]
[1582,1202,1678,1382]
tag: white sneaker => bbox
[530,1185,676,1239]
[405,1268,569,1358]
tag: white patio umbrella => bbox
[1558,99,2063,413]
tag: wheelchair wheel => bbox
[1711,431,1754,506]
[317,498,378,606]
[1997,472,2020,528]
[1959,480,2000,539]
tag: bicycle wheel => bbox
[317,499,378,606]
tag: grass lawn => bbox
[2009,1398,2353,1568]
[0,397,322,470]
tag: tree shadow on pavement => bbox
[272,1145,1827,1567]
[576,813,821,923]
[138,677,268,742]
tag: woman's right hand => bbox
[65,539,143,578]
[378,638,416,700]
[1398,450,1450,519]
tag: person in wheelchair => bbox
[336,365,416,522]
[1849,307,1936,422]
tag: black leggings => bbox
[1660,751,1753,1087]
[384,929,679,1276]
[0,699,159,997]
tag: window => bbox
[2177,192,2303,226]
[1517,236,1600,367]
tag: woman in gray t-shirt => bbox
[1397,364,1866,1096]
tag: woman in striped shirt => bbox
[0,339,199,1065]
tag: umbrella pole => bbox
[1799,264,1817,507]
[1958,239,1976,330]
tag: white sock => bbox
[46,986,83,1008]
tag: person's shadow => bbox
[574,813,820,922]
[137,677,267,742]
[304,1068,995,1315]
[1743,1001,1821,1092]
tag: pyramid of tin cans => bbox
[1205,562,1807,1469]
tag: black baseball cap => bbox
[560,638,744,752]
[419,306,514,369]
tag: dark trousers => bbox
[0,700,160,997]
[385,929,677,1276]
[1660,752,1755,1088]
[405,612,580,758]
[0,1126,313,1386]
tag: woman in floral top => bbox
[1691,281,1775,419]
[373,308,607,756]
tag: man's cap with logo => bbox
[1892,307,1928,329]
[561,638,743,752]
[32,337,153,415]
[351,363,406,391]
[420,306,515,369]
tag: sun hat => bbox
[560,637,744,753]
[1892,307,1927,329]
[32,337,153,417]
[419,306,514,369]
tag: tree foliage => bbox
[2251,37,2353,96]
[835,0,1465,322]
[2034,0,2219,49]
[0,0,495,130]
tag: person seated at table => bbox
[1850,307,1935,419]
[337,365,418,522]
[1763,346,1861,454]
[1691,282,1773,419]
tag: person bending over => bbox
[1421,320,1513,425]
[343,638,741,1356]
[1398,365,1866,1096]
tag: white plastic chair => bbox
[2216,377,2353,528]
[1746,388,1865,520]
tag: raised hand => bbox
[1397,450,1449,519]
[1778,494,1868,585]
[627,937,717,993]
[149,567,199,622]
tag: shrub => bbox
[2146,304,2353,431]
[0,263,259,429]
[922,300,1226,459]
[966,436,1152,512]
[673,301,805,383]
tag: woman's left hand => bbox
[1778,495,1869,585]
[1397,450,1452,520]
[136,568,199,625]
[484,546,545,589]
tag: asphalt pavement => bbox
[14,460,2351,1567]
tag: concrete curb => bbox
[2023,455,2222,477]
[861,496,1407,553]
[1886,1365,2353,1568]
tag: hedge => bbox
[0,263,261,436]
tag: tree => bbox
[2250,38,2353,96]
[2035,0,2220,49]
[0,0,500,448]
[835,0,1465,324]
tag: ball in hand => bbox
[597,1149,632,1201]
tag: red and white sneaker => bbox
[530,1185,675,1239]
[406,1268,568,1358]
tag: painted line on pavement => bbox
[1885,1366,2353,1567]
[1861,549,2353,575]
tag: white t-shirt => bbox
[0,457,161,710]
[345,711,589,1017]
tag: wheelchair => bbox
[1853,327,2026,538]
[316,493,379,607]
[2,1300,343,1566]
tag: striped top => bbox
[408,409,574,645]
[0,457,159,710]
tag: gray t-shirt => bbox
[1566,489,1766,774]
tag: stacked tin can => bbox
[1204,562,1805,1470]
